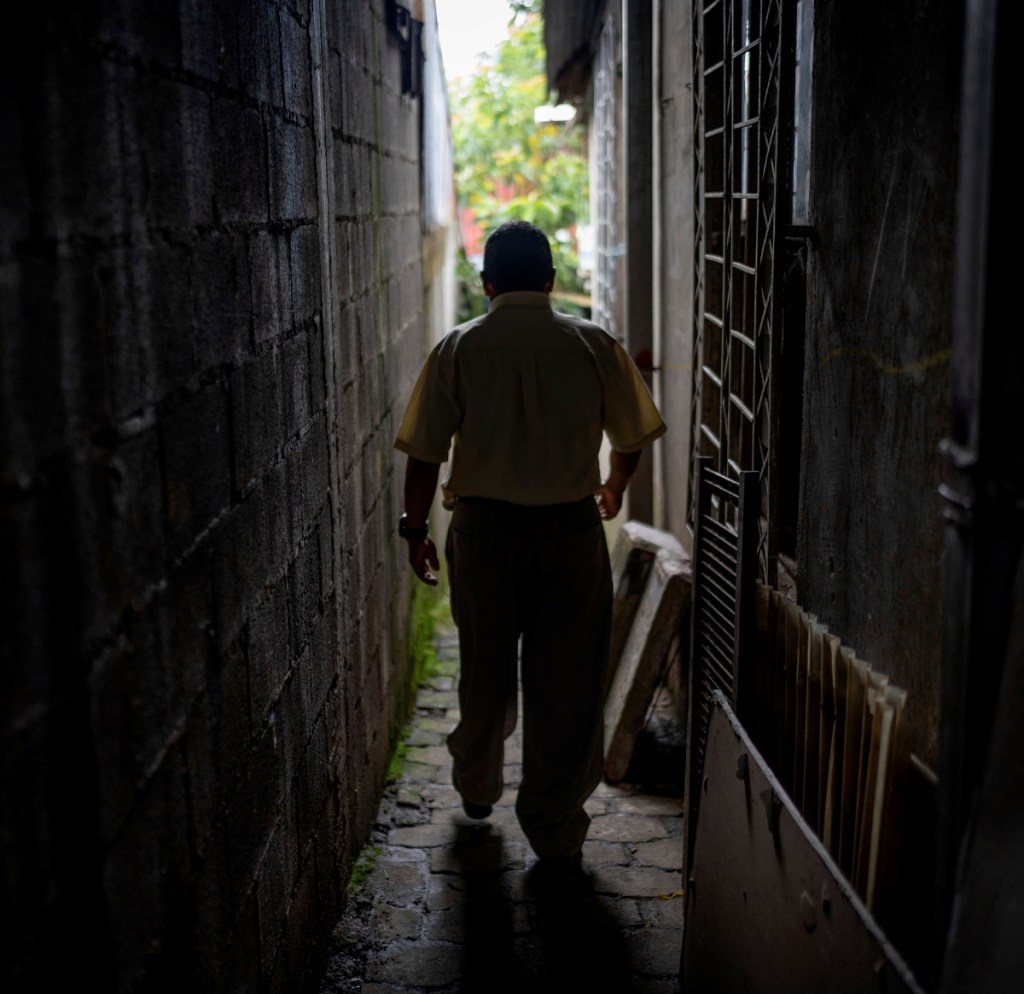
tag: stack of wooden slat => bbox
[752,584,910,911]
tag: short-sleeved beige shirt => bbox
[394,291,667,507]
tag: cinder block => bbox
[101,241,194,415]
[48,432,164,658]
[212,490,269,648]
[281,331,311,439]
[138,78,215,229]
[275,665,305,792]
[222,896,262,994]
[247,578,290,729]
[180,0,231,82]
[280,11,313,118]
[161,381,231,558]
[263,454,293,581]
[334,265,357,368]
[212,98,267,224]
[291,224,323,330]
[337,378,360,470]
[249,230,291,346]
[328,3,372,74]
[192,233,251,370]
[89,639,165,845]
[304,319,327,411]
[230,349,284,491]
[286,417,325,540]
[288,535,322,657]
[182,704,222,862]
[318,503,336,600]
[306,606,336,723]
[38,57,133,241]
[295,716,330,844]
[269,117,317,223]
[352,145,374,218]
[100,747,190,985]
[161,553,215,706]
[355,293,377,370]
[604,546,692,783]
[215,638,254,780]
[223,732,283,910]
[140,242,196,387]
[235,2,284,108]
[255,824,290,973]
[98,0,180,67]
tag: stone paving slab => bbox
[588,812,672,842]
[634,837,687,870]
[316,618,685,993]
[615,794,685,817]
[405,744,452,766]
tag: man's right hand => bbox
[597,449,642,519]
[407,536,440,586]
[595,484,625,520]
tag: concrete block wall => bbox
[0,2,445,991]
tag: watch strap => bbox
[398,513,429,541]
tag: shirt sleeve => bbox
[601,341,668,452]
[393,342,462,464]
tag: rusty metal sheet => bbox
[681,692,926,994]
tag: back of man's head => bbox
[481,220,555,295]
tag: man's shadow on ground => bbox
[450,824,634,993]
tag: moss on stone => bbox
[347,845,383,895]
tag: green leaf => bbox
[449,2,589,296]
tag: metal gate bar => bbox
[684,455,760,878]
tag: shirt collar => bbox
[488,291,553,312]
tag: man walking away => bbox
[393,220,666,879]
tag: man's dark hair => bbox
[481,220,556,294]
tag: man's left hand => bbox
[408,536,440,586]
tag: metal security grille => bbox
[688,0,791,583]
[591,13,620,339]
[684,456,760,874]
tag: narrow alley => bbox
[317,605,686,993]
[4,1,1017,992]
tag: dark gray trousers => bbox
[445,495,612,859]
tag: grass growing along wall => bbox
[409,577,451,691]
[386,576,453,787]
[348,581,454,898]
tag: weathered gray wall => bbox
[799,0,961,766]
[654,0,694,549]
[0,1,448,991]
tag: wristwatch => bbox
[398,513,429,541]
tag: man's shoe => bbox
[462,799,493,820]
[530,850,587,887]
[452,769,492,820]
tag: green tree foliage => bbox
[449,0,589,317]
